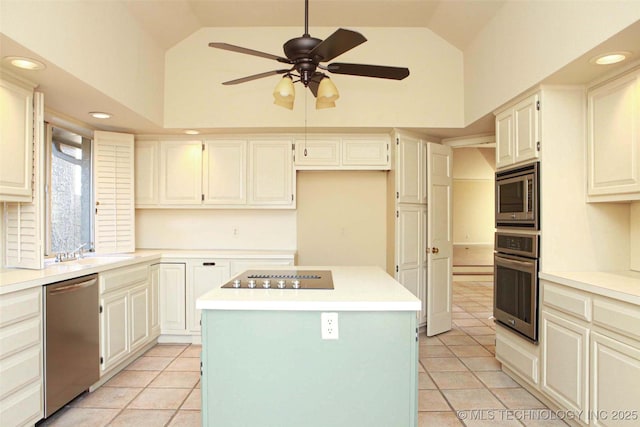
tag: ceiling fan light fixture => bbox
[317,76,339,102]
[273,75,295,104]
[274,97,294,110]
[316,99,336,110]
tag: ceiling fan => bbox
[208,0,410,108]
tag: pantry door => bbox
[426,143,453,336]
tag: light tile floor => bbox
[41,280,566,427]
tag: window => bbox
[46,125,93,255]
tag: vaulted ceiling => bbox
[121,0,506,51]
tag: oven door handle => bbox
[496,256,534,269]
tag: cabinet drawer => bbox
[0,345,41,400]
[542,281,591,321]
[496,326,539,385]
[0,317,40,360]
[100,264,149,294]
[0,380,42,427]
[593,297,640,341]
[0,288,41,328]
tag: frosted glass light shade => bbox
[273,76,295,108]
[316,100,336,109]
[317,77,339,102]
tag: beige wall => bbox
[540,86,630,272]
[1,0,165,124]
[135,209,296,250]
[164,27,463,129]
[296,171,387,269]
[452,147,495,244]
[464,1,640,124]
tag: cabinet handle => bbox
[202,262,216,266]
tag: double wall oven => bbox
[494,162,540,342]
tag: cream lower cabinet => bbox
[590,332,640,427]
[495,323,540,387]
[149,264,160,337]
[0,287,43,427]
[159,263,186,334]
[541,310,590,424]
[187,260,230,334]
[99,264,152,374]
[537,279,640,426]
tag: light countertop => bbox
[539,270,640,306]
[196,266,422,312]
[0,249,296,295]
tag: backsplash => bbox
[632,202,640,272]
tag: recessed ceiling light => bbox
[184,129,200,135]
[4,56,46,70]
[89,112,112,119]
[590,51,631,65]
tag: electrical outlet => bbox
[321,312,339,340]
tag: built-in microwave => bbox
[495,162,539,229]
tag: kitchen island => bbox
[196,266,421,427]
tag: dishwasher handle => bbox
[48,278,97,295]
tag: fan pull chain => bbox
[304,89,308,156]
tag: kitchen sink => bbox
[73,256,133,266]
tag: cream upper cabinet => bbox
[294,135,389,170]
[587,67,640,201]
[495,92,540,170]
[202,140,246,205]
[158,140,203,205]
[0,76,35,202]
[341,137,389,168]
[248,140,295,207]
[396,134,424,204]
[294,139,340,168]
[134,140,159,206]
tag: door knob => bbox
[432,247,439,254]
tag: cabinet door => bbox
[203,140,246,205]
[134,140,159,206]
[189,261,230,332]
[100,290,129,372]
[541,310,589,423]
[513,93,540,164]
[248,140,294,206]
[129,284,149,352]
[588,70,640,199]
[342,138,389,168]
[149,265,160,336]
[591,331,640,426]
[159,141,203,205]
[0,78,34,202]
[495,109,514,169]
[294,139,340,168]
[159,263,186,332]
[396,205,422,271]
[396,135,422,204]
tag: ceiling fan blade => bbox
[309,28,367,62]
[209,42,291,64]
[327,63,410,80]
[222,69,291,85]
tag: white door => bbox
[396,134,422,204]
[426,143,453,336]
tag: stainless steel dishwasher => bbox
[43,274,100,418]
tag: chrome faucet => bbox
[54,242,93,263]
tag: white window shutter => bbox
[4,92,45,269]
[93,131,135,254]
